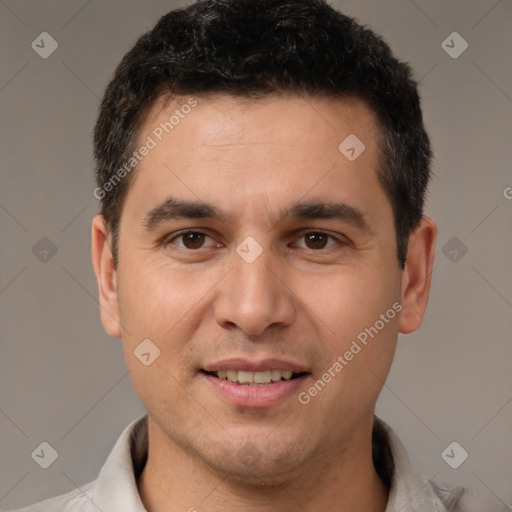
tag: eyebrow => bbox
[286,202,371,232]
[142,197,227,229]
[142,196,371,233]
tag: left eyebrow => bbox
[284,201,372,233]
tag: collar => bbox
[93,414,445,511]
[374,417,447,511]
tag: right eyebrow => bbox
[142,197,228,231]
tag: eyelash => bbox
[164,229,348,252]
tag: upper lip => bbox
[202,357,309,373]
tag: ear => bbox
[398,216,437,334]
[91,214,122,338]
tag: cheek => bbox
[298,265,400,347]
[302,264,400,401]
[304,276,399,422]
[116,258,225,359]
[116,264,201,415]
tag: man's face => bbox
[102,94,405,481]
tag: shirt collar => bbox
[94,415,148,511]
[373,417,447,512]
[93,414,445,512]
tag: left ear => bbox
[398,216,437,334]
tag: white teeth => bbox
[226,370,238,382]
[253,370,272,383]
[213,369,297,384]
[238,371,254,384]
[271,370,282,382]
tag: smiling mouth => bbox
[201,369,309,385]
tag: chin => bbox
[202,438,307,486]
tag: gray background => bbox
[1,0,511,509]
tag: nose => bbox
[213,243,296,336]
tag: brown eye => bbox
[165,230,222,252]
[167,231,214,250]
[180,232,206,249]
[304,232,329,249]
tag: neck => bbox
[137,417,389,512]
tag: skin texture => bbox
[92,94,436,512]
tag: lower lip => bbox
[201,372,309,408]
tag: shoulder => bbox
[373,416,510,512]
[2,479,97,512]
[432,481,511,512]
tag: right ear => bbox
[91,214,122,338]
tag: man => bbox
[8,0,508,511]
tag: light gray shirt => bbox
[4,415,509,512]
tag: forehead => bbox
[142,93,380,150]
[133,93,382,186]
[122,93,389,230]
